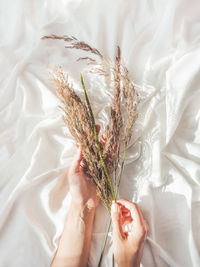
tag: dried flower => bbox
[42,34,139,209]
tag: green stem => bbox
[112,253,115,267]
[98,217,112,267]
[80,74,132,267]
[92,163,111,213]
[116,140,127,196]
[85,149,111,211]
[97,133,130,266]
[80,73,116,202]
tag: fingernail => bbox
[112,203,119,213]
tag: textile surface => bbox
[0,0,200,266]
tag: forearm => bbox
[51,201,95,267]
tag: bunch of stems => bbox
[42,34,139,266]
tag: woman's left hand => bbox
[52,147,99,267]
[67,147,100,209]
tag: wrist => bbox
[67,200,96,237]
[117,256,138,267]
[71,197,97,214]
[70,199,96,217]
[118,262,138,267]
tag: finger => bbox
[119,204,133,222]
[137,222,149,262]
[100,138,105,146]
[111,202,124,240]
[71,147,83,173]
[117,199,144,226]
[80,159,87,170]
[121,208,133,225]
[96,124,106,147]
[138,238,146,263]
[144,220,149,237]
[117,202,130,213]
[102,133,106,141]
[100,133,106,145]
[121,215,133,225]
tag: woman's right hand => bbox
[111,199,148,267]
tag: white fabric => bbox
[0,0,200,266]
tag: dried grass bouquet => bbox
[42,34,140,265]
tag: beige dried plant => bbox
[42,34,140,210]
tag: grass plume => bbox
[42,34,140,265]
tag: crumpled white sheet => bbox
[0,0,200,266]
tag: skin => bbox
[51,148,99,267]
[52,127,148,267]
[111,200,149,267]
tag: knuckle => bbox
[112,213,119,223]
[138,225,146,237]
[132,202,138,208]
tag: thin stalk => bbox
[92,162,111,212]
[116,140,127,196]
[80,73,116,202]
[116,123,131,196]
[84,147,111,211]
[97,126,131,266]
[80,75,133,266]
[112,253,115,267]
[97,218,112,267]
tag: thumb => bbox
[111,202,123,240]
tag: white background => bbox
[0,0,200,266]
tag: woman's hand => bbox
[67,124,102,210]
[111,199,148,267]
[52,145,100,267]
[68,147,100,209]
